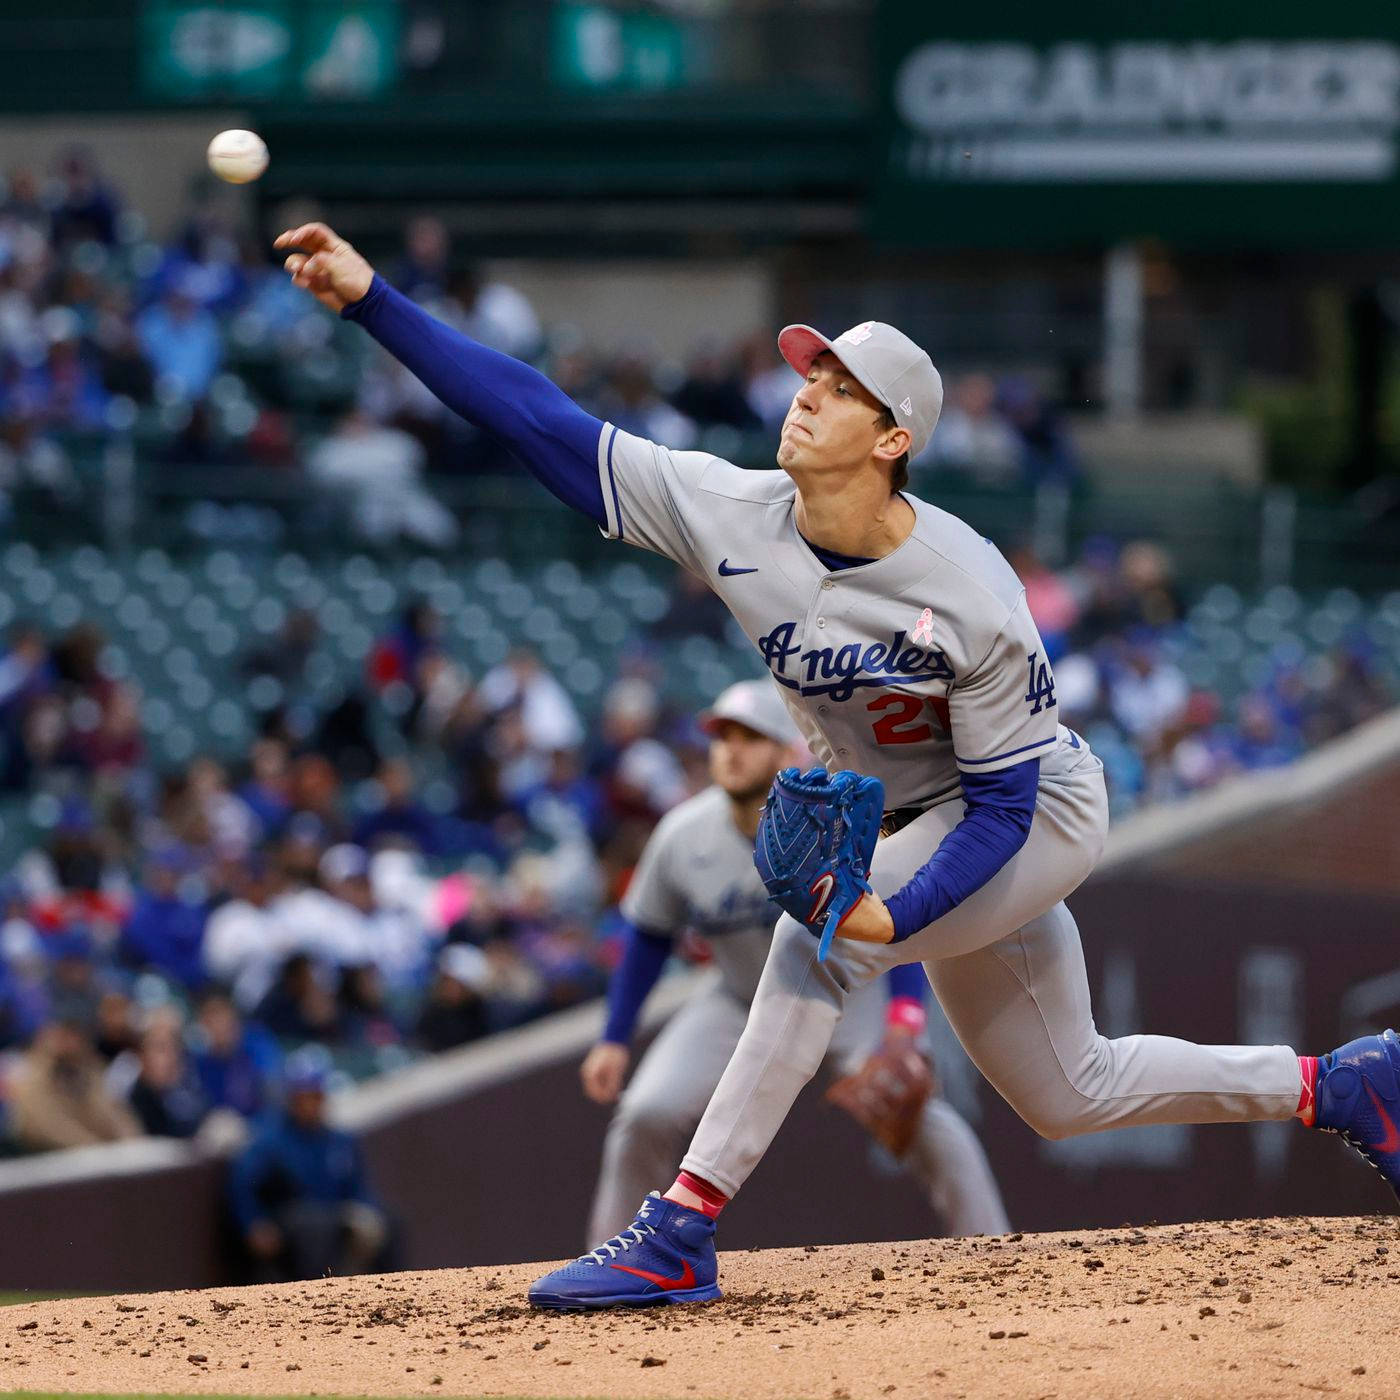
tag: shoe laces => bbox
[1325,1124,1393,1181]
[583,1221,657,1265]
[582,1198,659,1265]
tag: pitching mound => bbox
[2,1216,1396,1399]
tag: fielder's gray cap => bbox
[778,320,943,459]
[699,680,798,746]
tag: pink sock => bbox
[664,1170,729,1219]
[1295,1056,1319,1126]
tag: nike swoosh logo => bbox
[806,872,836,925]
[717,559,758,577]
[609,1258,696,1290]
[1364,1083,1400,1154]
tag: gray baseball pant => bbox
[588,974,1009,1244]
[681,747,1302,1199]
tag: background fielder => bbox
[582,679,1009,1243]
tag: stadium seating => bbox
[0,544,1396,868]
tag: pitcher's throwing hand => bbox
[273,222,374,314]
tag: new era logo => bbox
[899,397,912,415]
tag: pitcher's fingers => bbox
[274,223,320,250]
[274,222,337,252]
[273,226,319,250]
[283,253,307,277]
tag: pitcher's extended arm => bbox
[275,222,606,523]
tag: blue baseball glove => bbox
[754,766,885,962]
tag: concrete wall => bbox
[488,259,774,363]
[0,114,252,242]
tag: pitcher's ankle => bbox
[664,1171,728,1219]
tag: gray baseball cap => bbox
[699,680,798,746]
[778,320,943,459]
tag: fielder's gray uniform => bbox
[595,427,1301,1199]
[588,784,1010,1243]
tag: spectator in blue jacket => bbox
[188,990,279,1121]
[0,917,50,1049]
[135,274,221,403]
[20,312,108,431]
[227,1047,393,1281]
[45,925,101,1029]
[121,847,208,988]
[352,757,439,855]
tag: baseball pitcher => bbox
[274,224,1400,1312]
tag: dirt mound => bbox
[2,1216,1396,1398]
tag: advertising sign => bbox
[140,2,397,101]
[876,1,1400,247]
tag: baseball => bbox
[206,129,268,185]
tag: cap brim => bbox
[777,325,835,377]
[698,708,792,745]
[698,710,761,738]
[777,323,890,413]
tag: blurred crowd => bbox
[0,588,718,1162]
[0,150,1073,549]
[1015,538,1395,813]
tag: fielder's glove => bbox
[825,1032,937,1158]
[753,766,884,962]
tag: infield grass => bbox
[0,1290,96,1305]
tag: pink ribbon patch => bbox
[912,607,935,646]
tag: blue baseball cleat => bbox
[1315,1029,1400,1202]
[529,1192,722,1311]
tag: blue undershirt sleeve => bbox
[883,758,1040,943]
[601,920,674,1046]
[342,275,607,524]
